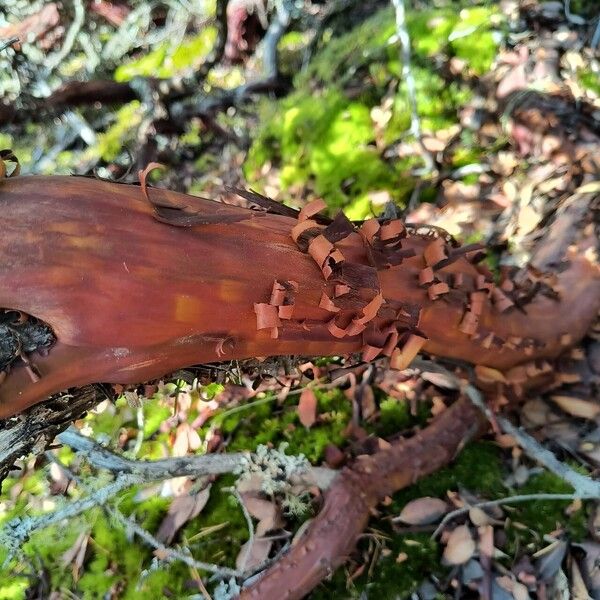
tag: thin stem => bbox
[430,493,589,539]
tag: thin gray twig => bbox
[110,507,240,577]
[44,0,86,76]
[390,0,434,176]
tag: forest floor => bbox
[0,0,599,598]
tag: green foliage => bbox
[223,388,352,463]
[245,3,503,218]
[373,397,430,438]
[578,68,600,96]
[448,7,503,75]
[84,101,143,162]
[0,580,28,600]
[114,29,217,82]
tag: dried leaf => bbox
[397,497,448,525]
[421,371,459,390]
[236,537,272,572]
[360,385,376,420]
[550,395,600,420]
[536,540,568,582]
[298,388,318,428]
[62,531,90,581]
[443,525,476,565]
[156,486,212,544]
[469,506,492,527]
[242,494,283,536]
[575,542,600,597]
[576,181,600,194]
[474,365,507,384]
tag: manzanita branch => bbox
[0,175,597,419]
[239,395,485,599]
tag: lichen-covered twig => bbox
[495,415,600,498]
[391,0,434,176]
[57,428,335,489]
[109,506,240,578]
[57,427,244,478]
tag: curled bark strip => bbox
[380,219,406,242]
[319,293,340,313]
[334,284,351,297]
[298,198,327,222]
[390,334,427,370]
[360,218,380,243]
[291,219,321,244]
[433,243,486,270]
[419,267,434,286]
[361,344,382,362]
[491,287,515,313]
[269,281,286,306]
[423,238,447,267]
[323,211,355,243]
[353,292,384,327]
[227,187,300,220]
[428,282,450,300]
[459,311,479,336]
[307,235,335,267]
[138,162,164,201]
[254,304,280,330]
[240,396,484,600]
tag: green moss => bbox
[0,580,28,600]
[223,389,352,463]
[244,4,484,216]
[393,442,505,509]
[375,398,415,438]
[506,471,588,548]
[183,475,249,567]
[578,68,600,96]
[114,29,217,82]
[447,6,504,75]
[142,397,172,439]
[84,101,143,162]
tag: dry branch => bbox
[240,396,484,598]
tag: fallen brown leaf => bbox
[443,524,476,565]
[396,496,448,525]
[156,485,212,544]
[298,388,318,428]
